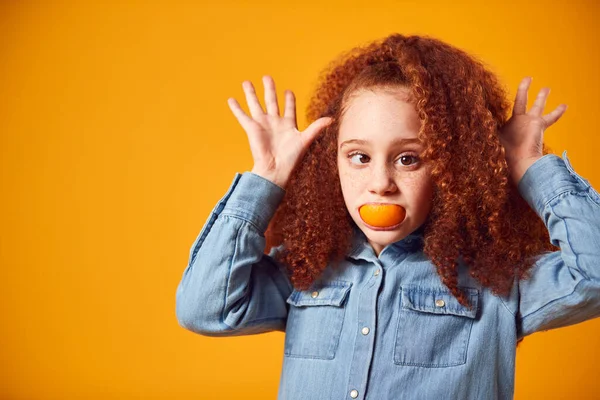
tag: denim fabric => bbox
[176,150,600,400]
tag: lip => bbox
[359,202,403,209]
[361,220,404,231]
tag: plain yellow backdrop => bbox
[1,0,599,399]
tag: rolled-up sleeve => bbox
[175,172,293,336]
[512,150,600,339]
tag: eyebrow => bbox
[339,138,422,149]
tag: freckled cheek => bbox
[411,179,434,205]
[338,168,368,193]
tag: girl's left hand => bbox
[499,77,568,186]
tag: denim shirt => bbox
[175,150,600,400]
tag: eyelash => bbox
[347,151,420,167]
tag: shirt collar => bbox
[346,224,425,262]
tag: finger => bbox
[302,117,333,146]
[242,80,266,118]
[512,77,532,116]
[283,90,297,127]
[529,87,550,117]
[263,75,280,117]
[542,104,568,127]
[227,97,256,132]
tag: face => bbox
[337,87,433,257]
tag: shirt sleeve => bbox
[510,150,600,339]
[175,171,293,337]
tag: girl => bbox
[175,34,600,399]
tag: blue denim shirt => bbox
[175,150,600,400]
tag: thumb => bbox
[302,117,334,146]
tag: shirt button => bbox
[361,326,370,335]
[311,291,319,298]
[350,389,359,398]
[374,268,380,276]
[435,299,445,307]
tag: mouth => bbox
[357,202,403,210]
[361,219,403,231]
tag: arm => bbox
[178,74,331,336]
[175,171,293,336]
[512,151,600,339]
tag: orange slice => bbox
[359,203,406,227]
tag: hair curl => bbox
[264,34,559,335]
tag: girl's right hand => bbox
[227,75,333,190]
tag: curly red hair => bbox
[265,34,558,315]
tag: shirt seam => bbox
[220,217,287,331]
[221,220,242,329]
[242,316,287,327]
[561,201,587,280]
[497,290,516,317]
[520,196,588,320]
[542,188,580,211]
[520,277,588,323]
[220,212,264,236]
[188,174,242,267]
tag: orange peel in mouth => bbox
[359,203,406,228]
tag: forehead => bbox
[337,87,421,143]
[344,86,410,106]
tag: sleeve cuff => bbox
[517,150,586,217]
[220,172,286,234]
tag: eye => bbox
[397,154,420,166]
[348,151,370,165]
[347,152,420,167]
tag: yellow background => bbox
[1,1,599,398]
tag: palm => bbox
[227,75,333,188]
[500,115,545,161]
[247,117,305,173]
[499,77,567,163]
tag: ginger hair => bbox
[265,34,559,318]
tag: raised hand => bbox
[499,77,568,186]
[227,75,333,190]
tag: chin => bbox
[363,228,405,242]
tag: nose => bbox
[368,163,398,195]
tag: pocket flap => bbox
[286,280,353,307]
[401,285,479,318]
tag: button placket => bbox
[346,262,381,400]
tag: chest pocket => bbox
[394,285,479,367]
[284,280,352,360]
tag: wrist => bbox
[250,168,287,190]
[510,156,542,186]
